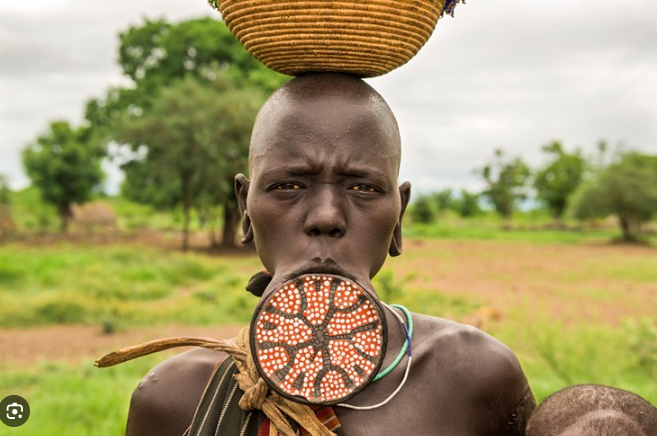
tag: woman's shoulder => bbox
[125,348,227,436]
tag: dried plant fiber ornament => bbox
[251,274,387,405]
[207,0,463,78]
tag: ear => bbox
[389,181,411,257]
[235,174,253,244]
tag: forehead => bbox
[249,94,400,178]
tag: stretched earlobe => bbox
[235,174,253,244]
[389,236,402,257]
[241,212,254,244]
[389,181,411,257]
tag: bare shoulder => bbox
[413,312,524,382]
[412,313,535,434]
[125,348,227,436]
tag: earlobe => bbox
[389,181,411,257]
[241,213,254,244]
[235,174,253,244]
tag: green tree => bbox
[410,194,436,224]
[433,189,454,215]
[454,190,481,218]
[479,149,531,220]
[570,152,657,241]
[0,175,9,206]
[116,73,264,250]
[534,141,586,219]
[86,17,286,246]
[86,17,286,135]
[0,175,13,239]
[22,121,104,233]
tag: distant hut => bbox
[71,201,118,235]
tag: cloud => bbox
[1,0,656,192]
[369,0,657,191]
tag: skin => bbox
[125,73,535,436]
[555,411,645,436]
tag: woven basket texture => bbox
[217,0,445,77]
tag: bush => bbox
[570,152,657,241]
[410,195,436,224]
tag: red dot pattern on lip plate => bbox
[254,274,384,404]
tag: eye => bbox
[274,182,304,191]
[348,184,379,193]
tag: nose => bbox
[304,185,347,238]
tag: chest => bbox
[332,374,481,436]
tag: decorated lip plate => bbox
[250,274,386,405]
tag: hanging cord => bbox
[336,303,413,410]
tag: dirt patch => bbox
[393,239,657,325]
[0,324,243,367]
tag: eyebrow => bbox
[261,161,321,176]
[340,166,389,181]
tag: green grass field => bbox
[1,240,656,435]
[0,244,261,329]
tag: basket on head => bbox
[211,0,447,78]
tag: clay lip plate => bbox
[250,273,387,405]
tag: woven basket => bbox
[214,0,445,77]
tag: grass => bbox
[495,315,657,405]
[0,244,481,329]
[405,222,621,245]
[0,356,163,436]
[0,244,262,329]
[0,240,656,434]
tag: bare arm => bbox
[125,348,226,436]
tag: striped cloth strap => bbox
[258,406,344,436]
[187,357,346,436]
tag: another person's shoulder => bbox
[413,313,535,433]
[125,348,227,436]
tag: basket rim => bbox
[222,1,441,34]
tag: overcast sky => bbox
[1,0,656,194]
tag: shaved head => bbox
[527,385,657,436]
[249,73,401,177]
[235,72,411,282]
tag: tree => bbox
[454,190,481,218]
[86,17,287,246]
[479,149,531,219]
[433,189,454,215]
[116,73,264,250]
[0,175,9,206]
[23,122,104,233]
[534,141,586,219]
[570,152,657,241]
[0,175,14,238]
[86,17,286,136]
[410,195,436,224]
